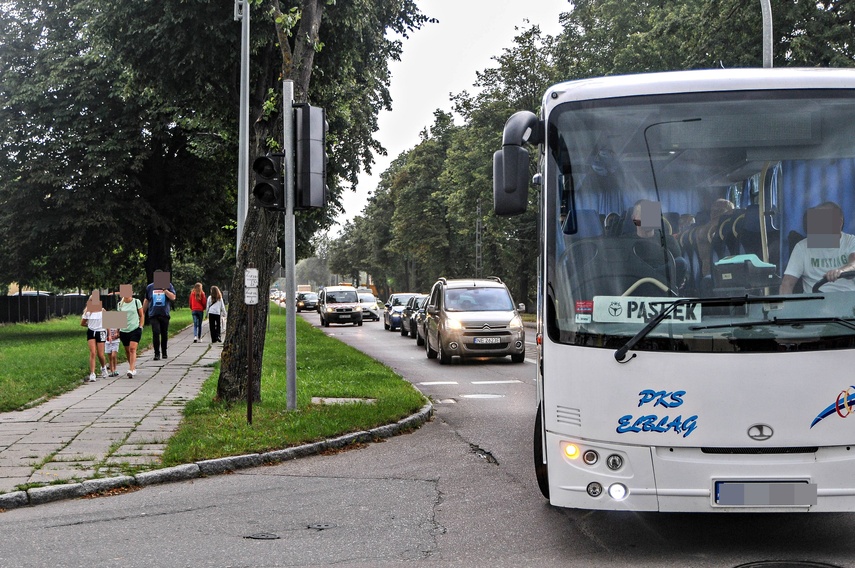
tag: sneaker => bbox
[153,354,160,361]
[88,373,97,383]
[193,337,198,343]
[127,369,136,378]
[109,371,119,377]
[101,367,108,378]
[162,351,168,359]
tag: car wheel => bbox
[438,336,452,365]
[426,333,437,359]
[400,323,408,336]
[416,329,424,346]
[511,352,525,363]
[384,318,390,330]
[357,320,363,326]
[409,322,416,338]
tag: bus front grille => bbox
[701,447,818,455]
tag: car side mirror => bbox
[427,306,438,315]
[518,303,526,312]
[385,303,391,308]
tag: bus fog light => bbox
[606,454,623,471]
[563,443,579,459]
[582,450,598,465]
[586,482,603,497]
[608,483,628,501]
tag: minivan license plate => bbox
[474,337,501,344]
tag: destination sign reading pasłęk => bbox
[592,296,701,324]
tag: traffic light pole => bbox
[234,0,250,254]
[283,80,298,411]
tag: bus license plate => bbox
[474,337,501,344]
[715,481,817,506]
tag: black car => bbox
[295,292,318,312]
[401,294,428,338]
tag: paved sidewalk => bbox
[0,323,219,494]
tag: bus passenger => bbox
[780,202,855,294]
[629,200,688,289]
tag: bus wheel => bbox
[534,403,550,500]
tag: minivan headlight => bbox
[446,318,463,330]
[509,315,523,329]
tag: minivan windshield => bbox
[445,287,514,311]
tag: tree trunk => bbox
[215,0,324,403]
[216,203,279,402]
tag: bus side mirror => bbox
[493,146,530,216]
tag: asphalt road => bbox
[2,313,855,568]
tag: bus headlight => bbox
[562,443,579,459]
[608,483,628,501]
[606,454,623,471]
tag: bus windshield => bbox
[547,89,855,354]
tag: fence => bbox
[0,295,120,324]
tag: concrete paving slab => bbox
[0,322,216,492]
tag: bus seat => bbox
[664,212,680,235]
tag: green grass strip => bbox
[0,311,194,412]
[161,310,426,465]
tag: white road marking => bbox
[471,380,522,385]
[460,394,505,399]
[419,381,459,385]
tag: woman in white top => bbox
[80,292,107,383]
[206,285,227,343]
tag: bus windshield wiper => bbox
[613,294,823,363]
[689,316,855,333]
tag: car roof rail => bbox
[486,276,503,283]
[437,277,447,284]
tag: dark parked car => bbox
[295,292,318,312]
[401,294,428,337]
[383,293,416,331]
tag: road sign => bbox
[244,268,259,288]
[244,287,258,305]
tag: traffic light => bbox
[252,155,284,211]
[295,104,327,209]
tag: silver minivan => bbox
[424,277,525,364]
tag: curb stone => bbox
[0,402,432,511]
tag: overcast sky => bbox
[333,0,570,232]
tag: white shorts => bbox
[105,340,120,354]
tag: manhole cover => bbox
[734,562,844,568]
[244,532,280,540]
[307,523,336,531]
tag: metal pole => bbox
[760,0,773,68]
[283,80,298,411]
[235,0,250,254]
[247,303,254,425]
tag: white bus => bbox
[494,68,855,512]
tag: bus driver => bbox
[780,202,855,294]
